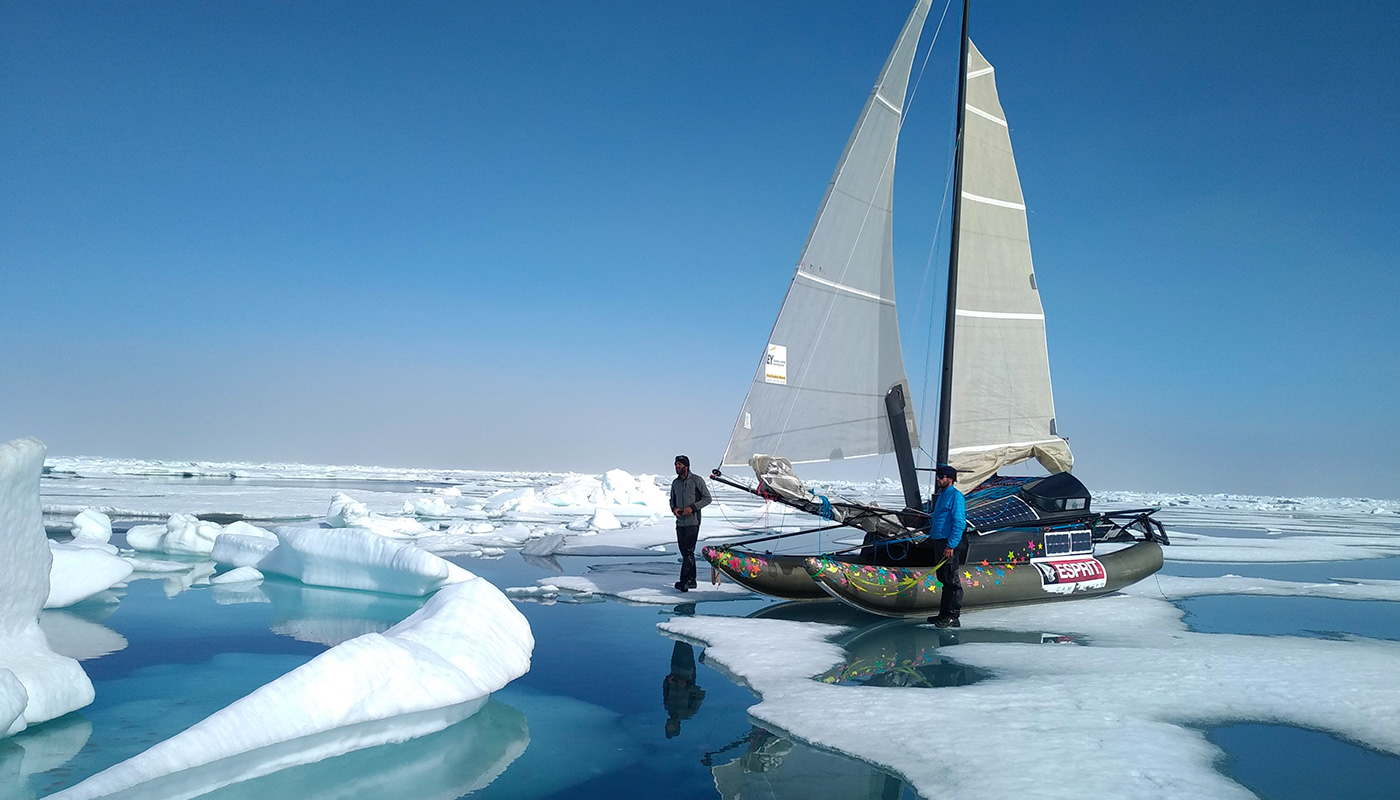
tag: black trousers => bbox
[935,546,963,619]
[676,524,699,586]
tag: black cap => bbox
[935,464,958,478]
[675,455,690,467]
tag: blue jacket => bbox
[929,486,967,548]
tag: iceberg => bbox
[0,438,95,737]
[48,570,534,799]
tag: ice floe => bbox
[1161,529,1400,562]
[210,566,264,586]
[542,561,753,605]
[663,591,1400,800]
[45,542,134,609]
[127,515,277,557]
[48,571,534,799]
[326,492,429,538]
[68,508,114,550]
[0,438,94,738]
[1124,573,1400,602]
[255,525,474,596]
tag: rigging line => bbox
[917,134,959,468]
[773,2,950,457]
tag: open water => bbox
[8,486,1400,799]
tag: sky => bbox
[2,1,1397,498]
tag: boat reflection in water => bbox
[820,616,1076,689]
[702,602,1079,797]
[709,726,908,800]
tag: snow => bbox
[256,526,474,596]
[1160,529,1400,562]
[45,542,134,608]
[326,491,429,538]
[0,438,94,738]
[68,508,113,549]
[543,561,753,605]
[25,454,1400,794]
[126,514,275,557]
[48,572,534,800]
[211,566,264,585]
[1123,573,1400,602]
[662,591,1400,800]
[211,532,280,568]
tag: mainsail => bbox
[722,0,931,468]
[946,41,1073,488]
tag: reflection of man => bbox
[669,455,711,593]
[662,640,706,738]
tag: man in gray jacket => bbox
[669,455,711,592]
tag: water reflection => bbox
[257,579,425,646]
[662,641,706,739]
[819,620,1074,689]
[708,727,906,800]
[39,608,127,662]
[197,698,529,800]
[0,715,93,800]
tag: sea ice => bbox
[68,508,114,550]
[210,566,264,585]
[48,571,534,799]
[1123,573,1400,602]
[545,561,753,604]
[210,531,279,568]
[45,542,134,608]
[662,592,1400,800]
[257,525,473,596]
[326,492,428,538]
[0,438,94,738]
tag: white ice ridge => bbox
[214,525,475,597]
[326,492,429,538]
[46,542,134,608]
[0,438,95,738]
[483,469,668,518]
[128,516,277,557]
[49,572,535,800]
[662,594,1400,800]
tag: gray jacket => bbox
[669,472,711,527]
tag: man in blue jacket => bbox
[928,464,967,628]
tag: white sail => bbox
[722,0,930,468]
[947,41,1073,489]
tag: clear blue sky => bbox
[3,1,1396,498]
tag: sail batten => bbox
[721,0,931,469]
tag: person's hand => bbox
[683,506,693,515]
[943,547,954,558]
[674,508,682,516]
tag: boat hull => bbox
[702,546,828,600]
[803,541,1164,617]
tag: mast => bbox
[935,0,972,468]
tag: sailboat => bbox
[702,0,1168,616]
